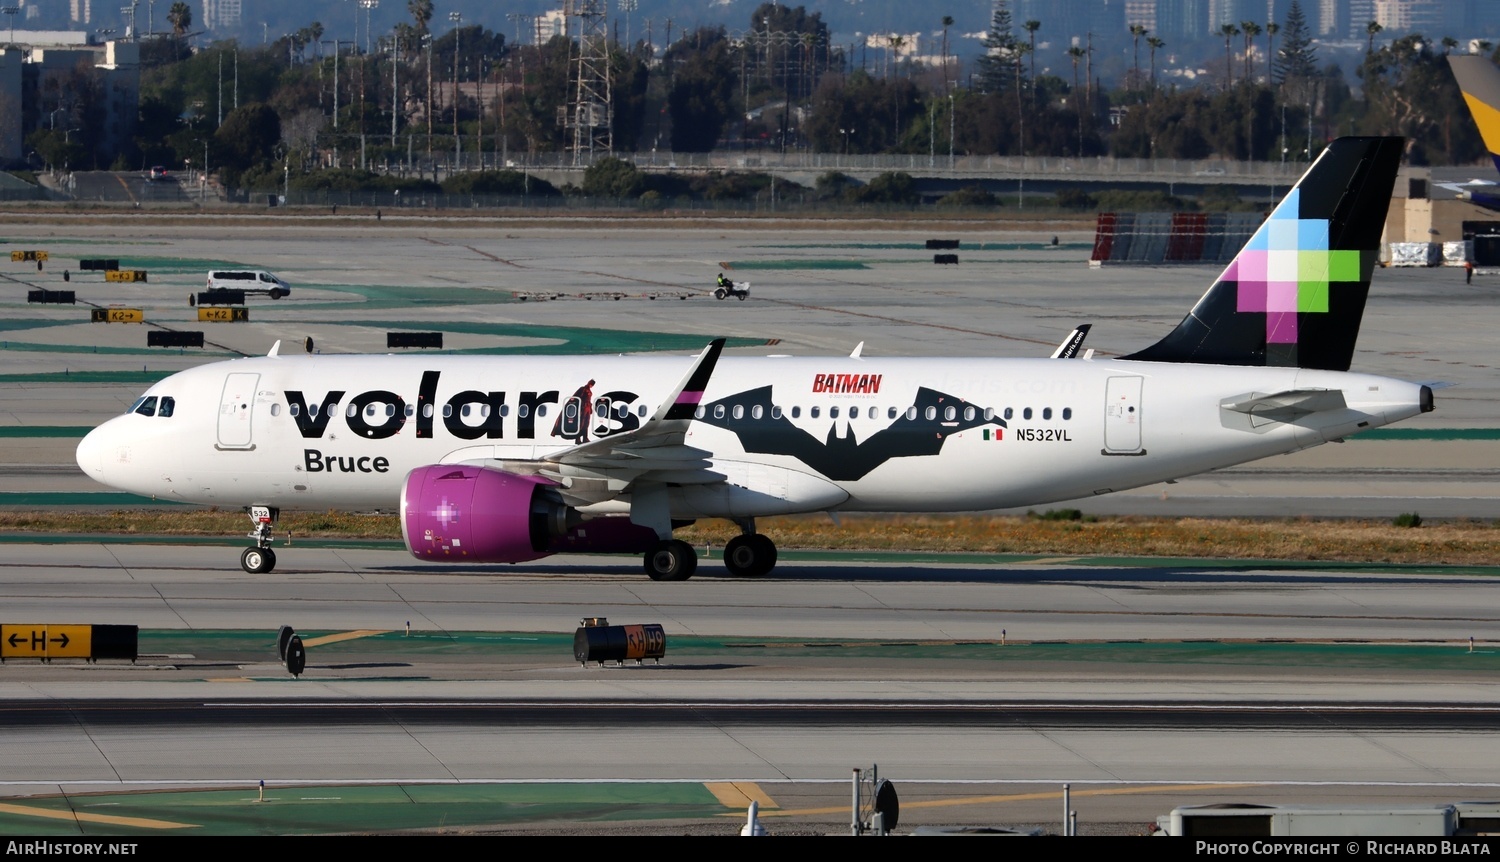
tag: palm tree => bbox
[1241,21,1261,82]
[1442,36,1459,55]
[1220,23,1239,89]
[409,0,433,35]
[1129,23,1146,88]
[1147,35,1164,92]
[1023,19,1040,106]
[888,34,904,79]
[166,1,190,38]
[1365,20,1383,55]
[1265,22,1279,83]
[941,15,953,96]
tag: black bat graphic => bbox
[698,386,1005,481]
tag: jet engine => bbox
[400,465,659,563]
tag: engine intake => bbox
[401,465,571,563]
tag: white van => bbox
[206,270,292,299]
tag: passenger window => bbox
[290,403,301,417]
[595,400,608,415]
[906,407,917,420]
[1043,407,1052,420]
[566,402,578,418]
[849,406,859,419]
[615,404,628,418]
[365,404,378,418]
[479,404,489,418]
[518,405,529,418]
[944,406,956,421]
[983,407,994,421]
[963,406,973,421]
[346,404,357,418]
[536,405,548,417]
[443,404,453,418]
[925,406,936,421]
[791,406,801,418]
[461,404,472,418]
[829,406,839,419]
[1024,408,1033,420]
[422,404,433,419]
[732,405,744,419]
[695,406,705,419]
[500,405,510,417]
[1063,408,1072,420]
[308,403,320,418]
[771,406,782,419]
[752,405,763,419]
[269,403,279,417]
[889,407,898,420]
[638,405,647,417]
[713,404,725,419]
[811,406,821,419]
[134,396,157,417]
[159,396,176,417]
[1004,407,1014,420]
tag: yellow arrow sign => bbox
[91,308,144,323]
[198,306,248,322]
[1,625,93,659]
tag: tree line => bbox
[25,0,1494,194]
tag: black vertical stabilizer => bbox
[1123,136,1404,371]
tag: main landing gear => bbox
[642,521,779,581]
[241,506,280,574]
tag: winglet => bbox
[267,340,282,357]
[850,341,865,359]
[658,338,726,422]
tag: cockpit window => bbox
[126,397,147,415]
[133,396,158,417]
[158,396,175,417]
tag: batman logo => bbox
[697,385,1005,481]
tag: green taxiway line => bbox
[138,628,1500,669]
[0,783,730,836]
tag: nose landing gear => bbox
[242,506,281,574]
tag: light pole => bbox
[2,7,18,46]
[359,0,378,56]
[120,3,136,40]
[948,90,954,169]
[839,127,852,166]
[449,11,461,169]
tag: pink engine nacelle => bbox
[400,465,659,563]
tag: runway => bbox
[1,541,1498,834]
[0,213,1497,834]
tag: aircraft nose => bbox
[76,423,106,479]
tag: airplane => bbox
[1444,55,1500,210]
[75,136,1431,581]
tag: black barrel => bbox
[27,290,74,304]
[573,623,666,665]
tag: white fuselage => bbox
[75,352,1428,519]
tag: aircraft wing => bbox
[496,339,728,506]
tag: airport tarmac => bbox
[0,211,1497,835]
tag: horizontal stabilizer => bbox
[1221,388,1347,420]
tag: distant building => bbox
[0,31,139,166]
[203,0,243,33]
